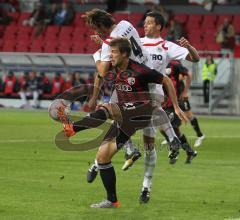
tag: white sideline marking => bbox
[0,135,240,143]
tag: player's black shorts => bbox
[103,102,155,149]
[179,98,191,112]
[164,106,181,128]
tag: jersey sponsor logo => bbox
[127,77,135,85]
[115,83,132,92]
[123,102,136,110]
[151,54,163,61]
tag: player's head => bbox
[82,8,115,38]
[144,11,165,37]
[109,37,132,67]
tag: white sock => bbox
[142,148,157,191]
[160,122,177,142]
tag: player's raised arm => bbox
[177,37,200,62]
[89,60,111,111]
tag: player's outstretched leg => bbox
[58,106,110,137]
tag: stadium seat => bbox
[113,12,130,23]
[8,12,20,23]
[2,39,16,52]
[58,42,72,53]
[129,13,142,26]
[30,40,43,52]
[216,15,233,27]
[59,26,73,36]
[45,26,60,37]
[18,26,33,36]
[72,41,86,53]
[201,15,217,29]
[73,12,85,27]
[174,14,188,24]
[85,43,100,54]
[0,25,5,38]
[232,15,240,33]
[43,40,58,53]
[15,41,29,52]
[205,43,221,51]
[0,39,3,50]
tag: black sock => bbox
[190,117,203,137]
[99,163,117,203]
[73,108,108,132]
[179,134,194,154]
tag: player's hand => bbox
[176,37,191,49]
[174,106,188,123]
[90,35,103,45]
[88,97,98,111]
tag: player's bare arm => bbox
[89,61,111,111]
[177,37,200,62]
[162,75,188,123]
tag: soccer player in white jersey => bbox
[81,9,193,203]
[135,11,201,203]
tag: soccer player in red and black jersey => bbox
[162,60,197,163]
[58,37,187,208]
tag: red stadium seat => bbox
[2,39,16,52]
[232,15,240,33]
[58,42,72,53]
[216,15,233,27]
[0,25,5,38]
[186,14,202,29]
[85,43,100,54]
[30,40,43,52]
[8,12,20,23]
[4,24,18,35]
[205,43,221,51]
[18,26,33,36]
[201,15,217,29]
[15,41,29,52]
[73,12,85,26]
[45,26,60,37]
[72,41,85,53]
[174,14,188,24]
[43,40,58,53]
[59,26,73,36]
[0,39,3,50]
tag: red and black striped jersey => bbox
[113,59,164,104]
[163,61,189,108]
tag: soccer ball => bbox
[48,99,71,122]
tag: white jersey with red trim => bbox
[141,37,188,74]
[101,20,152,68]
[141,36,188,100]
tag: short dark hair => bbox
[83,8,115,28]
[146,11,165,31]
[109,37,132,57]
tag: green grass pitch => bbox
[0,109,240,220]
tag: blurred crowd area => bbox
[0,70,112,108]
